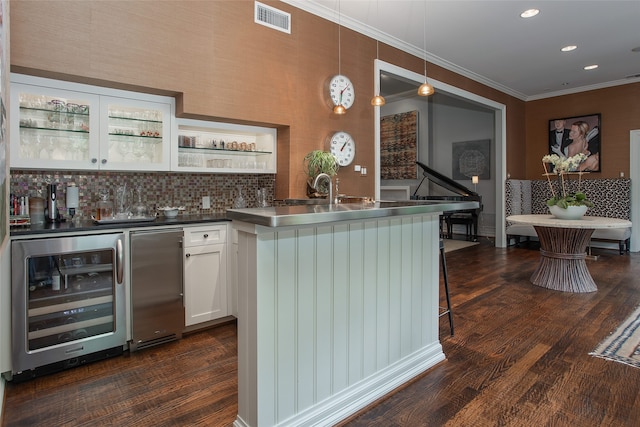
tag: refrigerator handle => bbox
[116,237,124,284]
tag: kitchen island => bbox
[227,200,478,427]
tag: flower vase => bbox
[549,205,588,220]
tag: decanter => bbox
[234,185,246,208]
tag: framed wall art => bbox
[380,110,418,180]
[451,139,491,180]
[548,113,601,172]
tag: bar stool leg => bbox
[439,239,454,336]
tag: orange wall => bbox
[8,0,574,197]
[525,83,640,180]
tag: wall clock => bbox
[329,74,355,110]
[329,131,355,166]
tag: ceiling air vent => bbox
[255,1,291,34]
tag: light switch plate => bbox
[202,196,210,209]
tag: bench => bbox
[505,178,631,254]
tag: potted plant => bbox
[303,150,339,198]
[542,153,594,219]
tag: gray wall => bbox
[380,92,496,236]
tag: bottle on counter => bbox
[96,190,113,220]
[51,272,61,291]
[29,197,45,225]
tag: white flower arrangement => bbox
[541,153,588,173]
[542,153,593,209]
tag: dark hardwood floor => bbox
[3,239,640,426]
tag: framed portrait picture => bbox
[548,113,601,172]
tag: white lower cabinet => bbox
[183,224,228,327]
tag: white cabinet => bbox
[10,74,173,171]
[183,224,228,326]
[173,118,276,174]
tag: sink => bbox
[284,198,329,205]
[337,196,372,204]
[284,196,372,206]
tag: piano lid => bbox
[416,161,478,198]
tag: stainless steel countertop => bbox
[227,200,479,228]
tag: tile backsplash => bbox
[10,170,275,220]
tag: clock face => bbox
[329,75,355,109]
[329,131,355,166]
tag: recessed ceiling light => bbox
[561,45,577,52]
[520,9,539,18]
[584,64,599,70]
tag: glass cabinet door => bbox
[26,249,116,351]
[10,75,174,172]
[10,83,100,170]
[100,96,171,171]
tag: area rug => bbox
[443,239,478,253]
[590,305,640,369]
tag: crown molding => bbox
[283,0,640,102]
[281,0,528,101]
[525,77,640,101]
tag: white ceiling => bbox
[282,0,640,101]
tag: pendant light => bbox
[370,41,386,106]
[417,0,434,97]
[333,0,347,114]
[371,0,386,106]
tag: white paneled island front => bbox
[227,200,478,427]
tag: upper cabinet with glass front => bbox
[10,74,173,171]
[173,118,277,174]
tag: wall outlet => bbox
[202,196,210,209]
[354,165,361,172]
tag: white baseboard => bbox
[286,343,445,427]
[234,343,445,427]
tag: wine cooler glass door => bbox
[11,233,126,376]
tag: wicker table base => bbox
[530,225,596,293]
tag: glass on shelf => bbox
[18,131,90,162]
[108,108,162,122]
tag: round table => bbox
[506,215,632,293]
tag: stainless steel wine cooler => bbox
[10,233,127,380]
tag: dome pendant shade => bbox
[333,104,347,115]
[417,81,434,96]
[371,94,386,106]
[417,0,434,98]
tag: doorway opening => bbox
[374,60,508,247]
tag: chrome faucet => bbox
[313,173,334,205]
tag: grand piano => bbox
[412,161,483,241]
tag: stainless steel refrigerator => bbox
[130,229,184,351]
